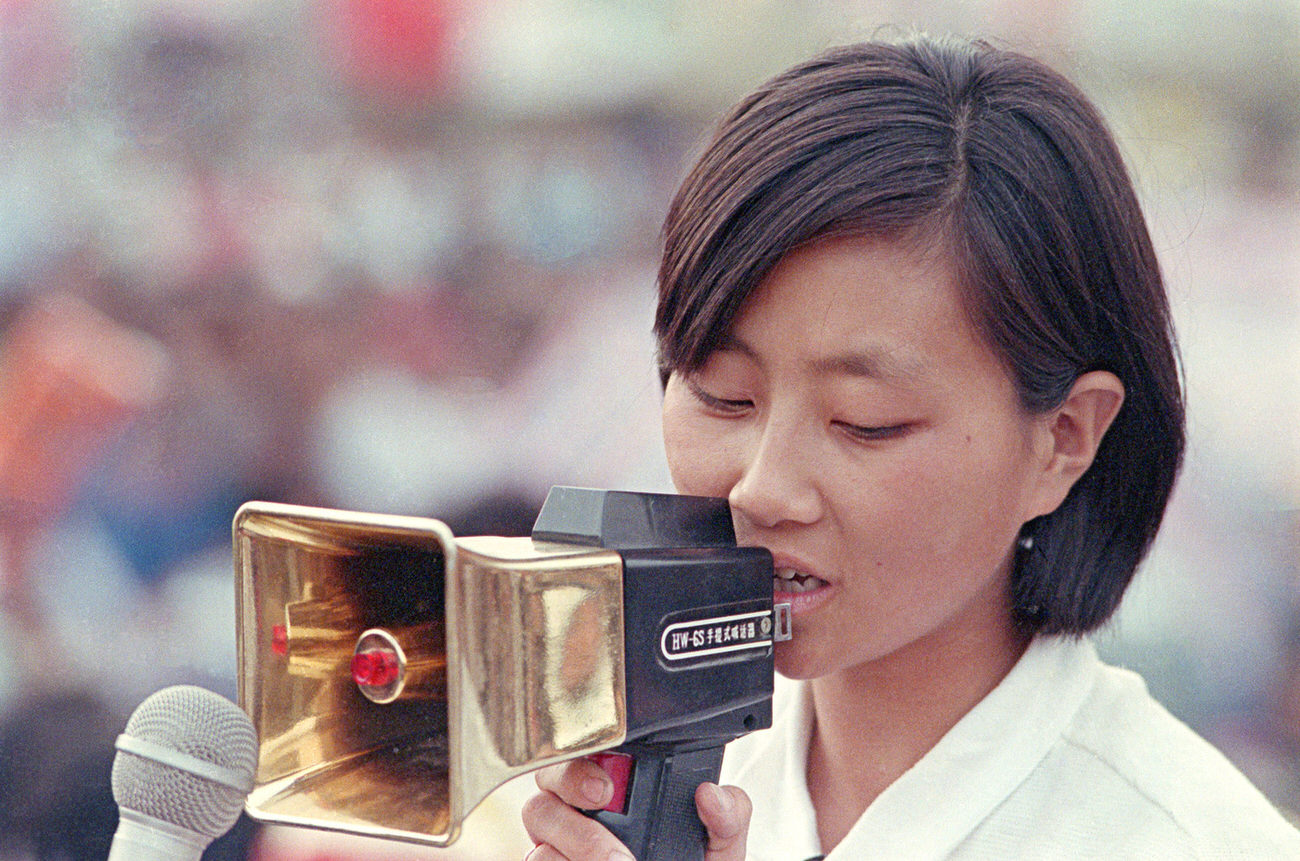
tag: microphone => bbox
[109,685,257,861]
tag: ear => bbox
[1027,370,1125,519]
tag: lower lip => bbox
[773,581,833,614]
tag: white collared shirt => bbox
[721,635,1300,859]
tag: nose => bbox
[727,418,823,529]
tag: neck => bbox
[804,609,1030,852]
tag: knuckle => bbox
[534,758,609,808]
[534,762,580,797]
[525,843,563,861]
[522,789,621,857]
[521,791,562,840]
[533,763,563,792]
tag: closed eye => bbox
[834,421,912,442]
[687,380,752,414]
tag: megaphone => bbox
[234,487,790,859]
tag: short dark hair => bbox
[654,34,1185,635]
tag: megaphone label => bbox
[659,607,774,663]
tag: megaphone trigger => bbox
[587,751,634,814]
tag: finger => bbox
[523,842,567,861]
[696,783,752,861]
[534,758,614,810]
[521,790,634,861]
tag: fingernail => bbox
[607,850,635,861]
[584,776,611,807]
[705,782,732,816]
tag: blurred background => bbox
[0,0,1295,857]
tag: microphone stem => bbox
[108,809,208,861]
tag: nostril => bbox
[725,424,824,527]
[731,468,824,528]
[730,476,809,529]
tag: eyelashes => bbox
[685,378,751,414]
[685,377,913,442]
[833,421,911,442]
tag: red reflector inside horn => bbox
[351,649,400,687]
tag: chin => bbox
[774,630,906,681]
[773,640,830,681]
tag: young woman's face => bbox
[661,236,1055,680]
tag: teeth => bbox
[774,567,826,594]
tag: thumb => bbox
[696,782,752,861]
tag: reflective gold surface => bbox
[451,536,627,818]
[234,502,626,846]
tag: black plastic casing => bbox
[532,487,775,861]
[618,546,774,743]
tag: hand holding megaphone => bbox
[524,758,753,860]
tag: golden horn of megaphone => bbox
[233,500,628,847]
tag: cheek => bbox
[661,391,737,497]
[868,434,1033,564]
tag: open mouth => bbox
[774,567,828,594]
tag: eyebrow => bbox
[719,336,928,382]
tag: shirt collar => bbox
[725,636,1100,860]
[834,635,1100,857]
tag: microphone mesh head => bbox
[111,685,258,839]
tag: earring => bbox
[1012,523,1046,630]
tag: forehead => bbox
[723,235,981,380]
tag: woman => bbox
[522,34,1300,859]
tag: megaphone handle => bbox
[587,743,725,861]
